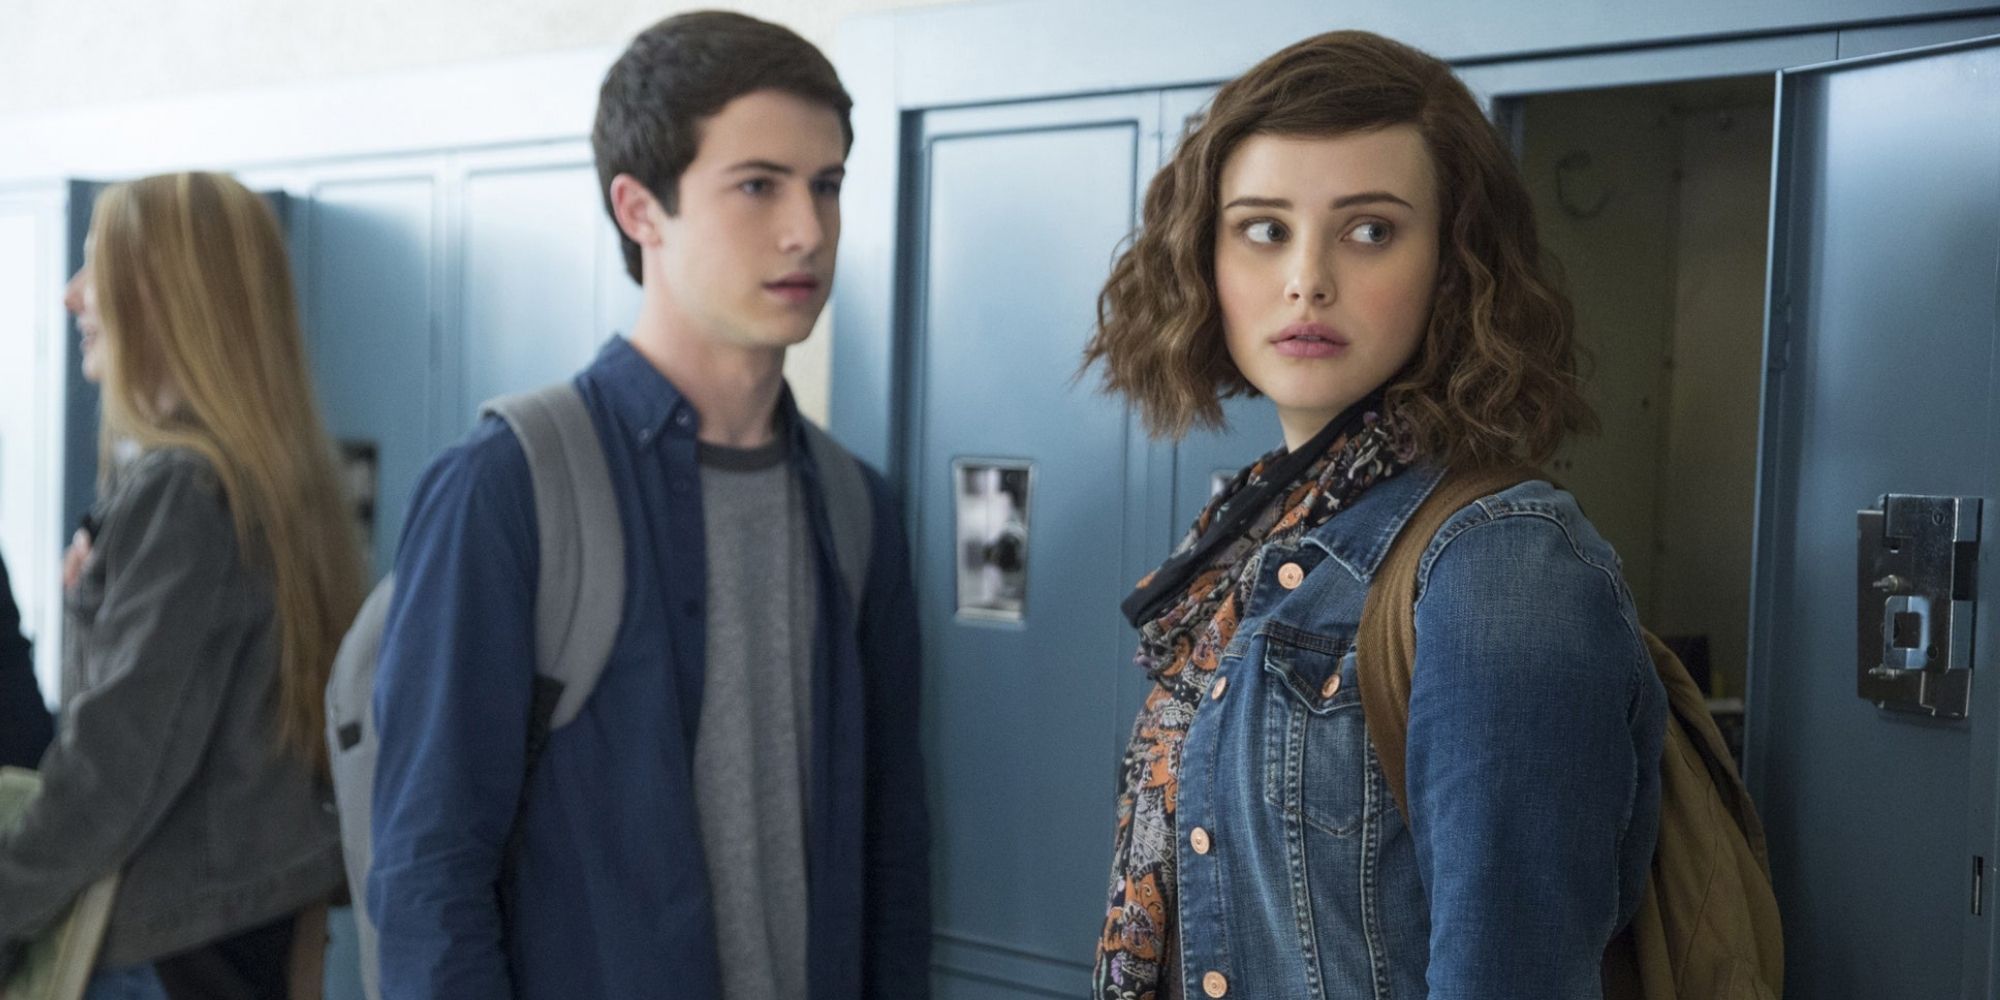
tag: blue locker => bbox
[1749,34,2000,998]
[863,26,2000,1000]
[901,87,1295,996]
[301,175,438,579]
[906,92,1162,996]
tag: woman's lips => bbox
[1273,322,1348,358]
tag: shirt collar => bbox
[582,335,805,451]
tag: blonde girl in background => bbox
[1,171,364,999]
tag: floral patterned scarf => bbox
[1092,404,1415,1000]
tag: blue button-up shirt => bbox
[368,337,930,999]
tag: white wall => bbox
[3,0,967,427]
[0,191,67,704]
[1,0,960,115]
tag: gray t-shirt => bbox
[694,437,816,1000]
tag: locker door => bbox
[298,164,444,579]
[451,145,638,432]
[1748,35,2000,999]
[906,93,1163,998]
[1157,87,1287,534]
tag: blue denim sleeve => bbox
[1406,509,1650,1000]
[369,421,537,1000]
[857,466,933,999]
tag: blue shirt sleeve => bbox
[1405,511,1656,1000]
[856,466,933,999]
[369,420,537,1000]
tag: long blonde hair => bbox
[90,171,364,773]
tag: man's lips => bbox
[764,273,823,304]
[1272,322,1348,358]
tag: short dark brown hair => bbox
[593,10,854,283]
[1082,30,1594,468]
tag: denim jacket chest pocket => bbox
[1259,624,1368,838]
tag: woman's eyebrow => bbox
[1331,191,1414,210]
[1221,191,1415,211]
[1221,195,1289,210]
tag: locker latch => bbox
[1857,495,1981,718]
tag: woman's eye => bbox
[1242,219,1288,245]
[1349,221,1394,245]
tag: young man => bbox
[367,12,930,999]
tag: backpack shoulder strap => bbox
[481,382,625,730]
[800,417,873,627]
[1356,465,1538,822]
[1644,630,1773,869]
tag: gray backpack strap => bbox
[481,383,624,729]
[800,418,872,625]
[325,575,397,1000]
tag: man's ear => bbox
[610,174,668,248]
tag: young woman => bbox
[1086,32,1668,1000]
[0,171,364,998]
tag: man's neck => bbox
[626,296,788,449]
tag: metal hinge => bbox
[1975,856,1985,916]
[1767,292,1792,374]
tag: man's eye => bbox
[739,178,775,196]
[812,178,844,197]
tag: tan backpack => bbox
[1354,467,1784,1000]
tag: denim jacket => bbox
[1172,462,1667,1000]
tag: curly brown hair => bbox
[1082,30,1594,467]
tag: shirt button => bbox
[1210,676,1228,701]
[1320,674,1341,699]
[1203,971,1229,997]
[638,427,653,445]
[674,410,694,428]
[1277,562,1304,589]
[1190,826,1212,855]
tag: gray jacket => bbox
[0,448,343,965]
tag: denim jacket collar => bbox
[1296,461,1448,584]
